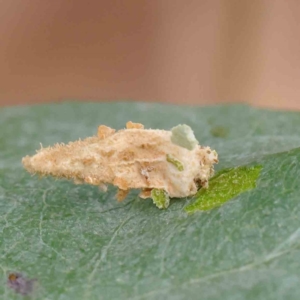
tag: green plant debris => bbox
[151,189,170,209]
[171,124,199,150]
[166,154,184,171]
[185,165,262,213]
[210,126,229,138]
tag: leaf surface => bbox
[1,102,300,300]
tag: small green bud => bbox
[151,189,170,209]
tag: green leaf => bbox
[1,102,300,300]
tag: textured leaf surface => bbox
[1,102,300,300]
